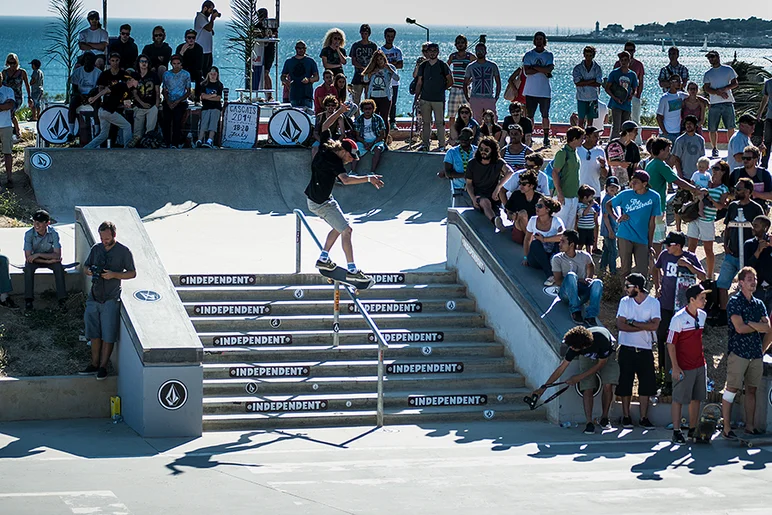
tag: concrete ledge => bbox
[0,375,116,421]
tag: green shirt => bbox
[645,158,679,212]
[553,145,580,198]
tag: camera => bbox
[479,34,487,44]
[523,393,538,410]
[90,264,104,280]
[213,9,222,18]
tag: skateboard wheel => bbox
[327,278,333,284]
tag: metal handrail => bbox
[293,209,389,427]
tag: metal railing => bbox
[294,209,389,427]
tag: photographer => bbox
[79,221,136,381]
[194,1,220,82]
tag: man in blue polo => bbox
[440,127,477,207]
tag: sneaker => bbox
[672,430,686,444]
[722,430,738,440]
[592,248,603,255]
[543,136,550,147]
[201,141,212,148]
[494,217,505,231]
[79,364,99,375]
[640,417,655,430]
[687,427,696,442]
[194,140,202,148]
[0,297,18,309]
[584,317,599,327]
[622,416,634,429]
[315,259,337,271]
[599,417,612,430]
[96,367,108,380]
[571,311,585,325]
[24,300,33,311]
[543,276,555,287]
[346,270,372,283]
[712,148,719,158]
[583,422,595,435]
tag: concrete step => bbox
[203,356,514,379]
[176,283,467,302]
[202,341,504,362]
[203,372,526,396]
[202,388,531,414]
[183,298,475,318]
[171,271,457,288]
[190,312,487,333]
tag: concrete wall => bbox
[0,376,116,421]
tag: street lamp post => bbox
[406,18,429,41]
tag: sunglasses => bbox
[535,203,545,209]
[296,46,306,50]
[121,32,130,36]
[186,36,196,39]
[742,156,755,161]
[139,60,149,64]
[519,181,531,186]
[153,34,164,38]
[460,111,471,115]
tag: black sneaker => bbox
[96,367,108,381]
[722,430,738,440]
[599,417,612,430]
[543,136,550,147]
[24,299,33,311]
[0,297,18,309]
[571,312,585,325]
[583,422,595,435]
[58,298,68,313]
[640,417,655,430]
[672,430,686,444]
[315,259,337,271]
[584,317,599,327]
[711,148,719,158]
[622,416,634,429]
[687,427,696,441]
[346,270,372,283]
[79,364,99,375]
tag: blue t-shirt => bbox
[281,56,319,103]
[610,188,662,245]
[162,69,191,102]
[443,144,478,191]
[606,68,639,112]
[600,193,619,238]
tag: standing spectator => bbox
[280,41,319,109]
[351,99,387,174]
[613,42,645,145]
[350,24,378,105]
[672,115,706,180]
[722,267,770,439]
[504,169,544,244]
[197,66,223,148]
[714,178,764,326]
[440,127,477,208]
[728,114,759,168]
[605,120,640,187]
[0,79,13,189]
[463,43,501,122]
[551,230,603,326]
[28,59,43,122]
[23,210,68,311]
[161,55,191,149]
[745,215,772,313]
[256,8,276,100]
[450,104,480,145]
[464,137,511,231]
[523,197,565,284]
[194,1,219,81]
[414,42,452,152]
[314,70,337,114]
[681,82,707,134]
[78,11,109,69]
[667,283,709,444]
[109,24,138,71]
[656,75,688,142]
[500,101,533,147]
[479,110,502,141]
[687,161,730,278]
[599,176,621,275]
[129,54,161,147]
[572,46,603,128]
[615,272,660,430]
[362,50,399,133]
[381,28,403,131]
[553,126,585,231]
[703,50,739,158]
[576,126,607,200]
[447,35,475,137]
[142,26,173,79]
[609,171,661,278]
[605,51,638,141]
[575,185,600,255]
[522,32,554,147]
[499,124,532,172]
[658,47,689,91]
[176,30,204,102]
[67,53,101,139]
[2,53,30,139]
[730,145,772,212]
[319,28,348,77]
[759,74,772,168]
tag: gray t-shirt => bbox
[672,132,706,177]
[765,78,772,118]
[551,251,593,281]
[84,241,135,302]
[464,60,500,99]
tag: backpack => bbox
[139,129,164,149]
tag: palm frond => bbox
[44,0,86,103]
[227,0,261,77]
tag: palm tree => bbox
[730,57,772,117]
[45,0,85,104]
[228,0,261,99]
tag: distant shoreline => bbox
[514,35,772,50]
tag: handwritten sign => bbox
[221,103,260,149]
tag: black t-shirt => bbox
[606,137,641,182]
[305,148,346,204]
[315,112,354,141]
[502,115,533,136]
[418,60,451,102]
[564,327,615,362]
[98,68,131,111]
[464,158,506,197]
[84,241,136,303]
[730,166,772,212]
[350,41,378,84]
[201,80,223,110]
[142,43,172,70]
[175,43,204,79]
[319,46,347,76]
[132,70,160,106]
[505,190,543,218]
[480,123,502,139]
[109,38,138,70]
[726,200,765,256]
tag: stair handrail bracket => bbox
[293,209,390,427]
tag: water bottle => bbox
[560,421,572,428]
[707,380,715,393]
[650,396,659,407]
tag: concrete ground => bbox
[1,419,771,514]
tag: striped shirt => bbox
[449,51,474,88]
[502,144,531,171]
[700,184,728,222]
[577,202,600,229]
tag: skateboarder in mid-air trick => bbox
[305,134,384,283]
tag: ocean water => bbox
[2,16,771,122]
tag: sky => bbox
[10,1,772,30]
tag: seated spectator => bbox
[313,95,355,158]
[500,123,533,172]
[67,52,101,139]
[109,24,138,71]
[744,215,772,314]
[551,229,603,326]
[362,50,399,133]
[142,26,173,79]
[729,145,772,213]
[500,101,533,147]
[479,109,502,140]
[522,196,564,285]
[687,160,730,278]
[23,210,67,311]
[161,55,191,148]
[197,66,223,148]
[314,70,337,114]
[84,67,136,149]
[0,250,16,308]
[351,99,387,174]
[504,169,544,244]
[176,29,203,102]
[575,185,600,254]
[599,176,620,275]
[450,104,480,146]
[129,54,160,147]
[440,127,477,208]
[465,137,512,231]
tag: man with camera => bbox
[79,221,136,380]
[195,1,220,81]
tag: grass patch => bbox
[0,191,36,221]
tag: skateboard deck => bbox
[736,435,772,448]
[319,266,374,290]
[11,262,79,270]
[696,403,721,442]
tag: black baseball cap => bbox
[605,176,620,187]
[664,231,687,247]
[32,209,50,222]
[458,127,475,142]
[340,139,360,160]
[584,126,599,136]
[686,283,712,302]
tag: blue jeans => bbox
[527,240,555,279]
[599,236,618,274]
[559,272,603,317]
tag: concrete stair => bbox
[171,272,543,431]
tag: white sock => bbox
[0,293,7,301]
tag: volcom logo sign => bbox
[158,379,188,410]
[37,106,77,144]
[268,108,312,146]
[30,152,52,170]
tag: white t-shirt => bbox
[69,66,101,92]
[362,117,376,142]
[691,170,711,189]
[656,91,688,134]
[590,101,608,132]
[576,146,606,195]
[703,64,737,105]
[381,45,403,86]
[0,85,13,128]
[78,27,109,54]
[195,12,213,53]
[251,42,264,67]
[616,295,661,350]
[522,49,553,98]
[526,215,564,238]
[502,169,551,197]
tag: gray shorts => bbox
[85,298,121,343]
[307,197,349,233]
[672,365,707,404]
[578,352,620,392]
[200,108,221,133]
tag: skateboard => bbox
[11,262,79,270]
[736,435,772,448]
[319,265,374,291]
[696,403,721,442]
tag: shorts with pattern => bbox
[307,196,349,233]
[447,87,467,117]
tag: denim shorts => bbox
[708,103,736,132]
[717,254,740,289]
[85,298,121,343]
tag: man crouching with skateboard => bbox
[305,134,384,283]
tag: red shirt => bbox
[314,84,338,114]
[666,307,707,370]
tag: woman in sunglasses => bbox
[450,104,479,146]
[2,53,30,138]
[522,196,564,286]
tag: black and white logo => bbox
[30,152,52,170]
[268,108,312,146]
[294,289,304,299]
[179,274,256,286]
[158,379,188,410]
[37,105,77,144]
[270,318,281,328]
[134,290,161,302]
[543,286,560,297]
[445,300,456,311]
[483,409,495,420]
[332,322,340,333]
[421,346,433,356]
[245,382,259,395]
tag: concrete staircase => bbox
[172,271,542,431]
